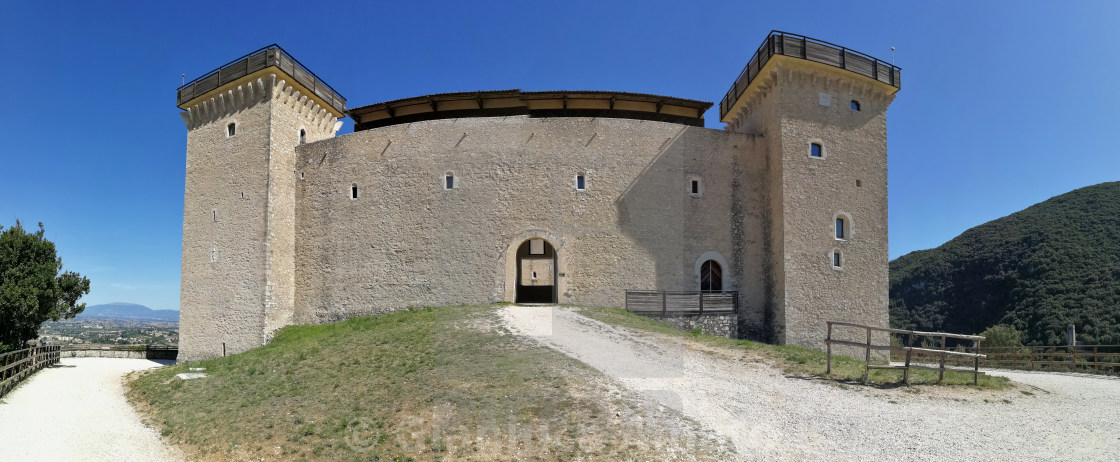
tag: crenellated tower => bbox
[720,32,901,347]
[176,45,346,360]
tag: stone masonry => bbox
[177,34,900,360]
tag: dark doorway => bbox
[516,239,557,304]
[700,260,722,292]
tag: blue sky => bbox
[1,1,1117,311]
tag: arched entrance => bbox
[516,239,557,304]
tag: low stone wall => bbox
[62,349,178,361]
[640,313,739,339]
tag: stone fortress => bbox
[176,31,901,361]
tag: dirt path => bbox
[500,305,1120,461]
[0,357,184,462]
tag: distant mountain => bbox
[889,181,1120,345]
[77,303,180,322]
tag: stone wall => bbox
[726,57,895,349]
[644,313,739,338]
[178,72,342,361]
[293,117,761,325]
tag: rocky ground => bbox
[501,305,1120,461]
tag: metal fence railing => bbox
[0,345,61,398]
[720,31,902,120]
[177,44,346,113]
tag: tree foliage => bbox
[0,221,90,352]
[890,181,1120,346]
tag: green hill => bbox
[889,181,1120,345]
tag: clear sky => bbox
[1,1,1117,312]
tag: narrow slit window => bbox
[833,251,842,267]
[351,183,358,199]
[444,173,455,190]
[810,142,823,158]
[299,129,306,145]
[576,174,586,191]
[227,122,236,137]
[850,100,861,111]
[836,217,846,239]
[688,176,703,197]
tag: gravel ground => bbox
[0,357,184,462]
[501,306,1120,461]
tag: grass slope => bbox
[890,181,1120,345]
[128,305,730,461]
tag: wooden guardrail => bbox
[961,345,1120,373]
[0,346,61,398]
[825,321,986,385]
[625,290,738,316]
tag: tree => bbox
[0,221,90,352]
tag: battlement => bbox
[720,31,900,122]
[177,44,347,116]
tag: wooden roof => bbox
[348,90,713,130]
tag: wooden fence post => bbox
[974,340,981,385]
[903,332,914,385]
[826,322,833,377]
[939,335,947,383]
[863,327,871,382]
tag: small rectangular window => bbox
[833,252,842,267]
[445,174,455,190]
[691,180,699,194]
[576,175,586,191]
[227,123,236,137]
[836,218,845,239]
[351,184,358,199]
[810,143,823,158]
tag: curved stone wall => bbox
[293,116,763,325]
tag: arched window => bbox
[700,260,722,292]
[226,122,236,137]
[836,217,846,239]
[850,100,861,111]
[299,129,306,145]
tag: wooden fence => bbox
[0,346,61,398]
[920,345,1120,374]
[625,290,738,316]
[826,321,987,385]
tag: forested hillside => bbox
[889,181,1120,345]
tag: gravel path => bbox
[0,358,184,462]
[501,306,1120,461]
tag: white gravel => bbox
[501,305,1120,461]
[0,357,184,462]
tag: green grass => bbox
[128,305,728,461]
[576,307,1011,389]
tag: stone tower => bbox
[176,46,345,361]
[720,33,900,347]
